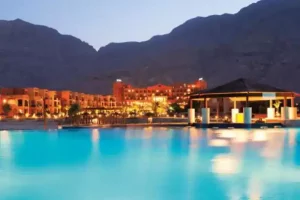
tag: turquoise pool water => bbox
[0,127,300,200]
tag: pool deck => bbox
[61,123,188,129]
[194,122,284,129]
[61,121,286,129]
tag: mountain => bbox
[95,0,300,93]
[0,19,97,93]
[1,0,300,94]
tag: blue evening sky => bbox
[1,0,259,49]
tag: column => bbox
[243,107,252,124]
[281,97,289,120]
[231,109,239,123]
[281,107,289,120]
[201,108,210,124]
[188,108,195,124]
[234,100,237,109]
[289,98,297,119]
[216,100,219,117]
[267,99,275,119]
[202,98,210,124]
[231,98,239,123]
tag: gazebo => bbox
[188,78,298,125]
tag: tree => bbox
[68,103,80,117]
[2,103,11,116]
[152,101,160,117]
[68,103,80,124]
[273,100,281,116]
[152,101,168,116]
[169,103,182,114]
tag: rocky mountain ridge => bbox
[1,0,300,94]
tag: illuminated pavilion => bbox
[188,78,298,126]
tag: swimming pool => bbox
[0,127,300,200]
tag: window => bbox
[25,100,29,106]
[31,100,36,107]
[18,99,23,107]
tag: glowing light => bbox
[199,77,203,81]
[218,130,236,139]
[234,131,249,143]
[212,154,239,175]
[2,99,7,103]
[0,130,10,145]
[92,129,100,142]
[209,139,229,147]
[13,115,20,120]
[252,130,267,142]
[92,118,98,124]
[116,79,122,82]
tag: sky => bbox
[0,0,259,49]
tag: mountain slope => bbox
[0,19,97,92]
[95,0,300,92]
[1,0,300,94]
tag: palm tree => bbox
[68,103,80,124]
[273,100,281,117]
[152,101,160,117]
[2,103,11,117]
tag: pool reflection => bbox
[1,128,300,200]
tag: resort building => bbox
[0,87,117,117]
[57,91,117,110]
[113,78,207,106]
[0,88,30,116]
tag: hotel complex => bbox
[0,88,116,117]
[113,78,207,106]
[0,79,207,117]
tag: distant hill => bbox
[0,19,97,93]
[1,0,300,94]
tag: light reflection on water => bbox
[0,128,300,199]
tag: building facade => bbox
[113,79,207,106]
[0,87,117,117]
